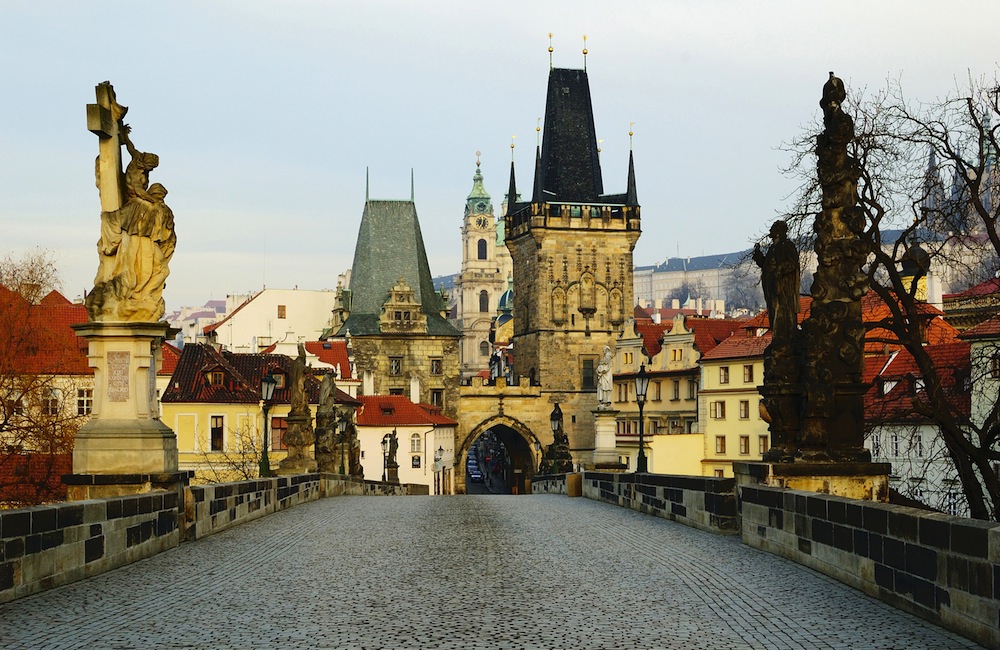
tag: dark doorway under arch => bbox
[466,424,535,495]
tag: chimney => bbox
[652,311,661,324]
[671,299,680,310]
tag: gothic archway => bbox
[457,415,542,495]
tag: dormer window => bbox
[381,406,394,416]
[208,371,225,386]
[272,373,286,389]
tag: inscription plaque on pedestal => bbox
[107,350,130,402]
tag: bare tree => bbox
[0,249,63,304]
[783,75,1000,519]
[194,420,267,483]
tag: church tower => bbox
[456,156,513,378]
[505,65,640,454]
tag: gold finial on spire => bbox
[582,34,588,70]
[548,33,554,69]
[536,117,542,146]
[475,150,481,168]
[510,135,517,161]
[597,137,604,156]
[629,121,635,150]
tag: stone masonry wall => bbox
[0,491,181,604]
[1,474,424,604]
[740,485,1000,649]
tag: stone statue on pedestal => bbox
[86,82,175,323]
[314,374,338,473]
[596,346,613,409]
[278,344,316,473]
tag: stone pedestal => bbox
[66,322,185,498]
[387,462,399,484]
[591,409,621,467]
[733,461,891,502]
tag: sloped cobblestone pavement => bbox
[0,495,984,649]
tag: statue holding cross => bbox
[85,82,176,323]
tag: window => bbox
[430,359,443,375]
[277,305,286,319]
[271,417,288,450]
[743,365,754,383]
[619,455,630,469]
[479,290,489,313]
[912,486,924,502]
[891,432,900,457]
[759,435,769,455]
[430,389,444,407]
[715,436,726,454]
[687,380,697,400]
[671,348,682,362]
[739,435,750,455]
[582,359,596,389]
[739,400,750,419]
[913,434,924,457]
[713,469,725,478]
[624,351,634,365]
[44,391,60,416]
[208,370,225,385]
[389,357,402,375]
[651,381,661,401]
[945,492,959,516]
[711,401,726,419]
[210,416,224,451]
[871,433,882,457]
[77,388,93,416]
[479,341,489,356]
[272,373,286,389]
[719,367,730,384]
[389,388,404,395]
[992,355,1000,379]
[672,380,680,400]
[410,433,421,453]
[477,239,488,260]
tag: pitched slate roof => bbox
[356,395,457,427]
[537,68,604,203]
[162,343,360,406]
[0,286,89,375]
[338,200,459,337]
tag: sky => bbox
[1,1,996,311]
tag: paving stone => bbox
[0,495,986,649]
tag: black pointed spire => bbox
[537,68,603,202]
[626,150,637,206]
[532,145,543,202]
[505,160,518,218]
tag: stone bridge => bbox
[0,476,990,649]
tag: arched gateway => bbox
[457,415,542,495]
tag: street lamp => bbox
[635,364,649,473]
[259,372,277,478]
[338,414,349,475]
[381,433,391,483]
[434,445,444,495]
[550,403,562,436]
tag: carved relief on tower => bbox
[552,284,567,325]
[609,286,624,326]
[579,271,596,315]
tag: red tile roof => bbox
[203,292,258,334]
[162,343,360,406]
[700,331,773,361]
[632,316,745,359]
[960,314,1000,339]
[864,342,971,423]
[304,341,351,379]
[0,452,72,506]
[356,395,457,427]
[0,286,90,375]
[742,297,812,330]
[943,278,1000,300]
[160,342,181,376]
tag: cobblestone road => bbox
[0,495,984,649]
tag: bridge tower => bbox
[505,65,640,463]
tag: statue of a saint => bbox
[86,88,176,323]
[753,220,800,341]
[596,346,613,409]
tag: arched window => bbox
[410,433,421,453]
[477,239,488,260]
[479,341,490,356]
[479,290,489,313]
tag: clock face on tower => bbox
[476,201,488,213]
[476,215,490,229]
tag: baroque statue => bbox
[86,82,176,322]
[596,346,613,409]
[753,220,799,343]
[279,344,316,470]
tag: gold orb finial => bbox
[548,33,554,68]
[475,150,481,167]
[629,121,636,149]
[582,35,588,66]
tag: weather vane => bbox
[536,117,542,146]
[582,35,588,70]
[597,137,604,156]
[510,134,517,161]
[629,121,635,150]
[475,150,481,167]
[548,33,554,69]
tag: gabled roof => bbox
[162,343,360,406]
[204,292,259,334]
[356,395,457,427]
[537,68,603,203]
[943,277,1000,300]
[864,342,971,423]
[338,199,459,338]
[960,314,1000,339]
[700,331,772,362]
[160,342,181,376]
[0,286,90,375]
[304,340,351,378]
[629,312,744,359]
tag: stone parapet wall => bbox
[1,474,423,603]
[0,491,181,604]
[532,474,568,495]
[740,485,1000,649]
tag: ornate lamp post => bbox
[381,433,391,483]
[259,372,277,478]
[434,446,444,495]
[550,404,562,438]
[635,364,649,473]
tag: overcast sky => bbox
[1,1,996,311]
